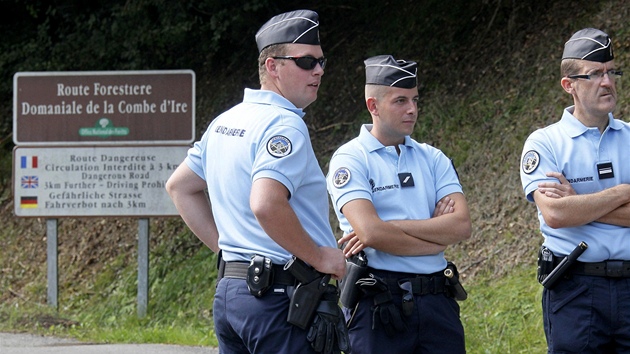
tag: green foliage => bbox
[461,265,546,353]
[0,254,544,351]
[2,0,630,351]
[0,231,219,347]
[0,0,273,136]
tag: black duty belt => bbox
[572,260,630,277]
[553,256,630,278]
[223,261,296,285]
[368,268,448,295]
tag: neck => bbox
[572,108,609,133]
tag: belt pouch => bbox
[246,255,273,297]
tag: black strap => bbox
[552,255,630,278]
[367,268,447,295]
[223,261,296,285]
[572,260,630,277]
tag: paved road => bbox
[0,332,219,354]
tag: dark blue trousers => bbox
[543,274,630,353]
[343,287,465,353]
[213,277,316,354]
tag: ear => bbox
[366,97,379,116]
[265,58,280,78]
[560,77,574,94]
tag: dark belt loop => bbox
[606,261,624,277]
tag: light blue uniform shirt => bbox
[185,88,336,263]
[327,124,463,274]
[520,106,630,261]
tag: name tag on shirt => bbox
[597,162,614,180]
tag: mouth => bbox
[402,121,416,129]
[600,89,614,97]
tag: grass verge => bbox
[1,256,545,352]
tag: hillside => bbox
[2,0,630,328]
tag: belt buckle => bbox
[605,261,624,277]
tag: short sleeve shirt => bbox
[520,107,630,260]
[327,124,463,273]
[185,89,336,263]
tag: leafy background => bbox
[1,0,629,351]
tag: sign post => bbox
[13,70,195,316]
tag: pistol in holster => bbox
[284,256,331,329]
[444,262,467,301]
[339,250,368,309]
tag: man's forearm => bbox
[538,184,630,228]
[597,202,630,227]
[389,214,471,246]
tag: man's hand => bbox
[537,172,576,198]
[312,246,346,280]
[338,195,458,258]
[338,231,364,258]
[433,196,455,217]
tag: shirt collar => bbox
[561,106,621,137]
[358,124,412,152]
[243,88,305,118]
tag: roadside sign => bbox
[13,145,190,217]
[13,70,195,145]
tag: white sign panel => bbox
[13,146,189,217]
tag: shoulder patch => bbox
[333,167,351,188]
[267,135,292,158]
[522,150,540,174]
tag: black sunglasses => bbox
[272,56,327,70]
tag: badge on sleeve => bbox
[267,135,292,158]
[333,167,351,188]
[522,150,540,174]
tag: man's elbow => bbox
[164,175,190,201]
[250,199,275,225]
[165,177,177,198]
[456,220,472,241]
[541,209,569,229]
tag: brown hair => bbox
[561,58,583,77]
[258,44,288,84]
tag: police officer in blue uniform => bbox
[520,28,630,352]
[327,55,472,353]
[166,9,346,354]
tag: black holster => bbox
[339,251,368,308]
[284,256,331,329]
[444,262,467,301]
[537,246,554,284]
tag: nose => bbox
[600,73,614,86]
[408,101,418,114]
[313,63,324,76]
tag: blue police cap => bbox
[562,28,614,62]
[364,55,418,88]
[255,10,320,53]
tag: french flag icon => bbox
[20,156,38,169]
